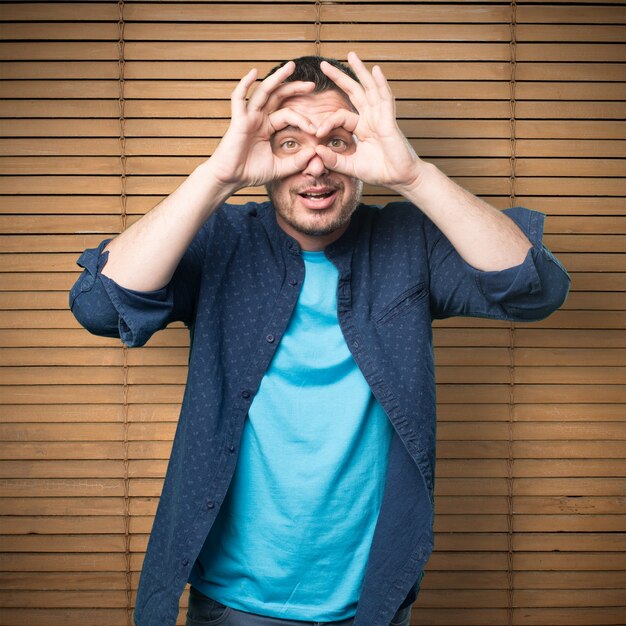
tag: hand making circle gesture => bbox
[207,61,320,191]
[315,52,422,193]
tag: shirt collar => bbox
[257,200,366,270]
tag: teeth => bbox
[303,191,332,199]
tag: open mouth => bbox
[296,187,340,210]
[299,190,336,200]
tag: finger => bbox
[371,63,394,101]
[274,146,317,178]
[268,108,317,136]
[263,80,316,113]
[346,51,379,98]
[248,60,296,111]
[319,60,367,110]
[315,109,359,138]
[315,145,353,176]
[230,68,258,117]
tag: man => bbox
[70,53,570,626]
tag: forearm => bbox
[101,160,238,291]
[398,163,532,272]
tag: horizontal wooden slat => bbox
[517,5,626,24]
[440,403,626,422]
[436,496,624,515]
[516,62,626,81]
[323,3,626,24]
[1,4,119,21]
[0,589,128,608]
[0,23,118,40]
[0,478,126,498]
[0,42,119,61]
[128,3,513,24]
[126,41,512,61]
[123,60,515,81]
[414,588,626,608]
[1,516,126,535]
[516,43,626,62]
[513,571,626,590]
[436,440,626,460]
[0,404,127,422]
[0,571,127,590]
[119,22,511,42]
[0,609,129,626]
[0,460,126,478]
[516,24,626,42]
[12,57,592,86]
[0,422,128,440]
[0,93,120,110]
[0,61,118,79]
[0,552,127,571]
[0,327,188,347]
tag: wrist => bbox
[391,160,438,204]
[194,159,243,203]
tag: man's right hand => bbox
[100,62,318,292]
[206,61,319,192]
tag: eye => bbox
[328,137,347,151]
[280,139,299,151]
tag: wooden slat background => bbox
[0,1,624,625]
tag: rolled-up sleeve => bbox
[70,219,212,347]
[427,206,571,322]
[69,239,175,347]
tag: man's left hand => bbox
[315,51,423,193]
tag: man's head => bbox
[265,56,363,250]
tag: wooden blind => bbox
[1,2,624,625]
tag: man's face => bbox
[266,89,363,250]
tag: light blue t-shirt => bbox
[190,250,393,620]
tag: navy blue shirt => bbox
[70,202,570,626]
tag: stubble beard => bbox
[267,177,363,237]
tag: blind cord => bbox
[117,2,132,624]
[507,3,518,625]
[314,1,322,56]
[509,0,518,208]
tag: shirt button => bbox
[228,444,236,453]
[288,278,297,286]
[266,334,275,343]
[182,558,189,567]
[353,340,359,349]
[241,390,250,399]
[205,500,215,510]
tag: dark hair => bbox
[265,56,358,100]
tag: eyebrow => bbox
[272,125,304,136]
[273,124,352,137]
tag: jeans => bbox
[185,587,412,626]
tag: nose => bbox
[301,153,328,178]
